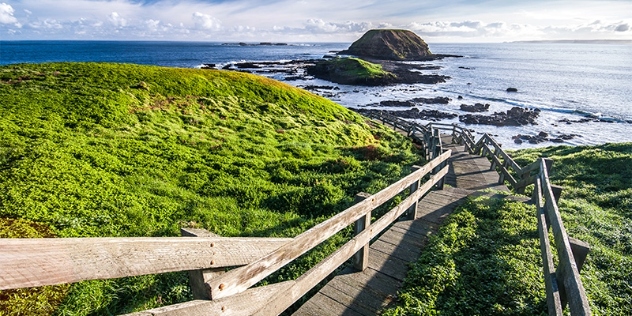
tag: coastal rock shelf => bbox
[459,107,540,126]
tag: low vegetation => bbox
[307,57,396,85]
[0,62,421,314]
[384,143,632,315]
[383,195,547,315]
[511,143,632,315]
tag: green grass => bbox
[307,57,396,85]
[384,143,632,315]
[329,57,393,79]
[510,143,632,315]
[0,62,421,315]
[383,195,547,316]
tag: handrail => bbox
[0,150,452,316]
[360,111,591,315]
[533,159,591,315]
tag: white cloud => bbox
[192,12,221,30]
[0,2,17,24]
[108,12,127,27]
[1,0,631,41]
[145,19,160,32]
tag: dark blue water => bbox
[0,41,348,67]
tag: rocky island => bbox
[338,29,459,61]
[306,29,460,85]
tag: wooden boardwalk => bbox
[293,136,509,315]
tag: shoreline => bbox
[217,57,632,150]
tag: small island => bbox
[307,29,460,85]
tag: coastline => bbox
[2,41,631,149]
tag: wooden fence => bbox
[0,149,451,315]
[361,111,591,315]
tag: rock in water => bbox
[339,29,432,61]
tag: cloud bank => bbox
[0,0,631,42]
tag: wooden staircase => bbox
[293,136,511,315]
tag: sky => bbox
[1,0,631,43]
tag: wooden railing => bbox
[0,150,452,316]
[532,159,591,316]
[360,111,591,315]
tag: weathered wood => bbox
[406,166,422,220]
[207,151,451,300]
[569,237,590,273]
[180,227,218,237]
[252,166,449,315]
[125,281,295,316]
[541,163,591,315]
[551,185,563,204]
[0,236,291,290]
[181,228,223,300]
[521,159,542,176]
[535,178,564,316]
[513,173,537,191]
[353,192,371,271]
[483,135,522,172]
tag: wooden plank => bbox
[378,229,425,249]
[368,247,409,281]
[535,178,564,316]
[295,292,364,316]
[326,276,394,313]
[181,228,223,300]
[125,281,294,316]
[337,267,401,300]
[540,165,591,315]
[392,220,436,237]
[0,236,290,290]
[370,239,422,262]
[389,222,428,240]
[254,167,450,315]
[208,152,451,300]
[319,282,376,315]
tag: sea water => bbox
[2,40,631,149]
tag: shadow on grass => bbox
[386,196,547,315]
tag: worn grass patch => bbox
[0,62,421,314]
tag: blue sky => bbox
[1,0,631,42]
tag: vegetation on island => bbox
[0,62,421,315]
[307,57,396,86]
[383,143,632,315]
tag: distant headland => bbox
[511,39,632,44]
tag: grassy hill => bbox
[383,143,632,315]
[0,63,421,314]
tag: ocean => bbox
[2,40,631,149]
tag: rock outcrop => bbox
[356,108,458,121]
[459,107,540,126]
[339,29,433,61]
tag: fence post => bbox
[490,147,500,170]
[405,166,422,220]
[569,238,591,273]
[181,228,225,300]
[551,185,563,204]
[499,159,509,185]
[354,192,372,271]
